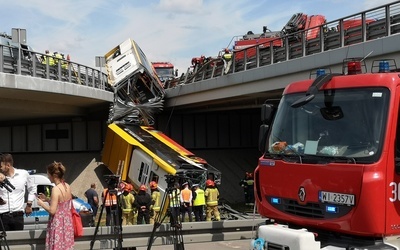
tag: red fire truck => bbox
[234,13,326,60]
[151,61,177,87]
[253,59,400,249]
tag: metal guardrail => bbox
[173,1,400,86]
[4,218,265,249]
[0,43,110,91]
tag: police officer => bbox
[204,179,220,221]
[192,184,205,221]
[180,182,192,222]
[169,182,181,227]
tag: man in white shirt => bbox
[0,153,36,231]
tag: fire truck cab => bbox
[253,60,400,249]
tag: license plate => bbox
[319,191,355,206]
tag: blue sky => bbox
[0,0,395,74]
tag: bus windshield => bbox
[267,87,389,163]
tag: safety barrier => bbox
[172,1,400,86]
[4,218,265,249]
[0,43,109,91]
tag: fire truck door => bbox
[386,85,400,234]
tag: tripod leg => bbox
[90,189,109,250]
[147,187,172,250]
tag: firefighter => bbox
[120,183,135,225]
[192,184,205,221]
[239,172,255,206]
[180,182,193,222]
[149,181,161,224]
[204,179,220,221]
[222,48,232,74]
[134,185,152,224]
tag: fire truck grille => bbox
[284,199,323,218]
[266,196,352,219]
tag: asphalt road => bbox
[137,240,252,250]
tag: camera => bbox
[104,175,120,190]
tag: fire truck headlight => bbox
[325,205,339,213]
[271,197,281,204]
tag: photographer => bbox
[0,153,37,231]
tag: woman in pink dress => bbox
[37,162,74,250]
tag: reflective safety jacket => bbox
[193,188,205,206]
[151,190,161,212]
[120,192,135,213]
[103,188,118,206]
[180,188,192,205]
[204,187,219,206]
[223,52,232,61]
[169,188,181,208]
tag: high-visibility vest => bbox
[205,187,219,206]
[246,179,254,186]
[193,188,205,206]
[151,190,161,212]
[180,188,192,203]
[223,53,232,61]
[42,53,55,66]
[169,189,180,207]
[103,189,117,206]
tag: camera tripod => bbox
[0,217,10,250]
[147,184,184,250]
[90,188,123,250]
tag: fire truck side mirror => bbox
[259,124,270,153]
[261,104,274,124]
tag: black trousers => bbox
[0,212,24,231]
[137,210,150,224]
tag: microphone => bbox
[0,173,15,192]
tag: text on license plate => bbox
[319,191,355,206]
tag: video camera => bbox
[104,175,120,190]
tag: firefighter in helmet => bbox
[149,181,161,224]
[204,179,220,221]
[239,172,255,205]
[120,183,135,225]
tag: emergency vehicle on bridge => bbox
[253,59,400,249]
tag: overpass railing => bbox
[175,1,400,85]
[0,44,110,90]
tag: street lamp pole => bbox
[95,56,106,88]
[11,28,27,75]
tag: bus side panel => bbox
[102,126,132,180]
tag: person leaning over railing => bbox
[41,50,55,66]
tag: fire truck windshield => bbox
[267,87,389,163]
